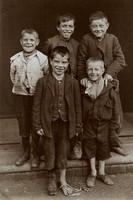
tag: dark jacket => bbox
[43,35,79,77]
[33,73,82,139]
[77,33,127,80]
[81,81,120,135]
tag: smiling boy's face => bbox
[57,20,75,40]
[89,18,109,39]
[50,53,69,76]
[87,61,105,82]
[20,33,39,54]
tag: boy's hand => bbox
[80,78,88,88]
[104,73,113,87]
[37,128,44,136]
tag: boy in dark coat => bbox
[43,12,79,78]
[77,10,127,135]
[33,46,82,196]
[81,57,121,188]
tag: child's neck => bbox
[89,77,103,84]
[23,50,37,59]
[52,72,64,81]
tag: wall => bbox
[0,0,133,117]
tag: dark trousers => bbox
[15,95,39,153]
[43,118,69,170]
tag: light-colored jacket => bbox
[10,50,48,95]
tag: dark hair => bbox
[56,12,75,27]
[50,46,70,60]
[21,29,39,38]
[89,11,108,24]
[86,56,104,68]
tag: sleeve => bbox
[32,78,44,132]
[43,38,51,57]
[77,36,89,81]
[105,36,127,77]
[74,79,83,134]
[109,88,121,133]
[10,60,16,84]
[41,57,49,75]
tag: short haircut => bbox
[86,57,104,69]
[50,46,70,60]
[89,11,108,24]
[56,12,75,27]
[21,29,39,39]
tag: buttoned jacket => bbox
[33,73,82,139]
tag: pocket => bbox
[102,100,113,119]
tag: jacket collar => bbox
[47,73,72,96]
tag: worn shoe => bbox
[86,174,96,188]
[47,172,57,196]
[31,153,40,168]
[15,152,30,166]
[98,174,114,186]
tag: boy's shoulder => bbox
[10,51,23,62]
[36,50,48,62]
[82,33,117,41]
[48,35,79,45]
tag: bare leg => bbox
[90,157,97,176]
[86,157,97,188]
[98,160,105,175]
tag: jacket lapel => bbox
[47,74,55,97]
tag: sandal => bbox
[60,183,81,196]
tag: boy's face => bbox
[50,53,69,76]
[89,18,109,39]
[20,33,39,53]
[87,61,104,82]
[57,20,75,40]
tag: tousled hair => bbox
[21,29,39,39]
[56,12,75,27]
[50,46,70,61]
[89,11,108,24]
[86,57,104,68]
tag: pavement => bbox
[0,173,133,200]
[0,114,133,199]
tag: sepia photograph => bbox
[0,0,133,199]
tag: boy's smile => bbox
[50,54,69,76]
[90,18,109,40]
[57,20,75,40]
[20,33,39,54]
[87,61,104,82]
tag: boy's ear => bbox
[20,39,22,45]
[36,38,40,46]
[107,22,109,29]
[56,26,59,31]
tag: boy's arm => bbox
[109,88,121,134]
[32,78,44,132]
[43,38,51,57]
[74,79,83,134]
[42,57,49,75]
[77,36,88,81]
[105,36,127,78]
[10,61,16,84]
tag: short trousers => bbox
[82,120,111,160]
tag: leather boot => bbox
[15,137,30,166]
[31,136,40,168]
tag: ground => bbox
[0,173,133,200]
